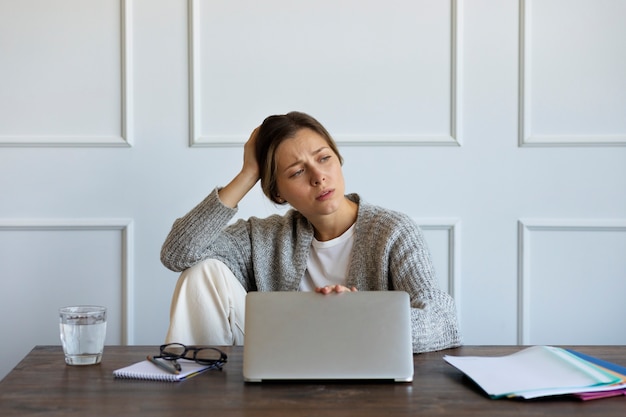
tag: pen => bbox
[147,355,180,375]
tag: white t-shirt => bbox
[299,224,355,292]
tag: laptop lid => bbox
[242,291,413,382]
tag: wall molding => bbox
[189,0,462,147]
[0,218,135,344]
[517,218,626,344]
[418,218,461,305]
[0,0,133,148]
[518,0,626,147]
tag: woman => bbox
[161,111,461,353]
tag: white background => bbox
[1,0,625,380]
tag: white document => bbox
[443,346,619,398]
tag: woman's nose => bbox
[309,169,324,186]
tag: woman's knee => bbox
[177,259,244,295]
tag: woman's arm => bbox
[160,189,238,271]
[160,128,261,272]
[389,221,462,353]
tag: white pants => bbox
[165,259,247,346]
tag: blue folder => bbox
[566,349,626,376]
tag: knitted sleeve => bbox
[349,202,462,353]
[160,188,251,276]
[388,218,462,353]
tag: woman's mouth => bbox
[316,189,334,201]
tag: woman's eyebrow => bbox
[282,147,330,171]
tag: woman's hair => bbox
[256,111,343,205]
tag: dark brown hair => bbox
[256,111,343,204]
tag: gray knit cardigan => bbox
[161,188,462,353]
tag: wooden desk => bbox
[1,345,624,416]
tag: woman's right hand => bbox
[241,126,261,181]
[217,126,262,208]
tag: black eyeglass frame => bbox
[156,343,228,369]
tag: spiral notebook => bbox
[113,359,211,382]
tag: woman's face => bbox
[274,128,345,220]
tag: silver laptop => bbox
[242,291,413,382]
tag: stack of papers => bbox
[444,346,626,400]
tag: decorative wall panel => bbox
[519,0,626,146]
[0,0,133,147]
[189,0,461,146]
[0,219,134,380]
[518,219,626,344]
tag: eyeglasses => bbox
[156,343,228,370]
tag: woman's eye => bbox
[290,169,304,178]
[320,155,331,163]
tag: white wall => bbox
[1,0,625,380]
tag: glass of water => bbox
[59,306,107,365]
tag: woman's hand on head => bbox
[217,126,262,208]
[315,285,357,295]
[241,126,261,181]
